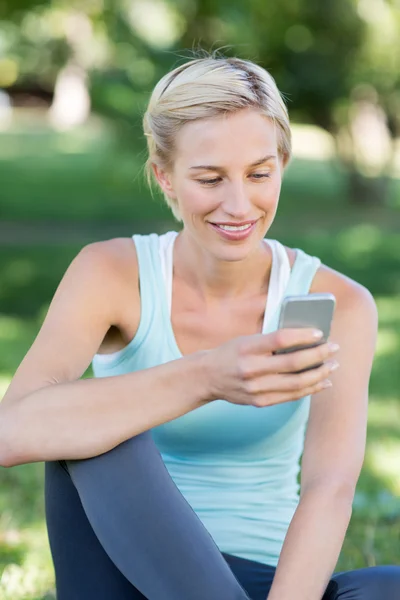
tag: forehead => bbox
[174,109,278,169]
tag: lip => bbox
[211,220,257,226]
[208,219,258,241]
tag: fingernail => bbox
[329,343,340,353]
[313,330,324,339]
[322,380,332,388]
[328,361,339,372]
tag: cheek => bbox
[271,178,282,203]
[268,173,282,199]
[255,177,281,210]
[177,181,220,216]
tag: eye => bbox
[197,177,221,185]
[250,173,271,180]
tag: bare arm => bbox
[266,268,378,600]
[0,240,341,468]
[1,356,210,466]
[0,240,210,466]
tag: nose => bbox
[221,180,252,219]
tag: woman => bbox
[1,55,399,600]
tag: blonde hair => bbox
[143,54,291,221]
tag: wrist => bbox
[187,349,219,405]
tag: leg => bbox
[64,431,251,600]
[218,555,356,600]
[328,565,400,599]
[45,460,145,600]
[220,554,344,600]
[222,553,276,600]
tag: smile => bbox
[217,223,253,231]
[209,220,258,240]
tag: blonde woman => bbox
[1,55,399,600]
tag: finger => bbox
[248,328,324,355]
[267,341,339,375]
[236,340,337,379]
[252,377,334,408]
[244,359,339,395]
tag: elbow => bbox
[0,451,14,469]
[301,477,357,509]
[0,406,19,468]
[325,481,356,514]
[0,443,13,469]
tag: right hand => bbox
[205,329,340,407]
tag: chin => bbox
[208,237,262,263]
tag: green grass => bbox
[0,120,170,223]
[0,122,399,598]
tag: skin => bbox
[154,109,283,300]
[152,108,378,599]
[1,107,377,600]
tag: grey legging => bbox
[45,431,400,599]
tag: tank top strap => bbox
[265,245,321,334]
[159,230,178,315]
[284,247,321,297]
[132,233,167,335]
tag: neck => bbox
[173,230,272,301]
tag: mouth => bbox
[208,219,259,240]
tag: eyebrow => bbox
[189,155,277,171]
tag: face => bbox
[153,108,285,262]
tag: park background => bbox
[0,0,400,598]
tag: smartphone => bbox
[274,293,336,372]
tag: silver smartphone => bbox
[274,293,336,372]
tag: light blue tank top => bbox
[92,231,321,567]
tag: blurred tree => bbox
[0,0,48,20]
[179,0,398,205]
[1,0,399,204]
[340,0,400,205]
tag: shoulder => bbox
[76,237,139,290]
[76,237,140,318]
[284,244,377,328]
[311,262,377,326]
[79,237,138,273]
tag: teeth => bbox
[217,223,252,231]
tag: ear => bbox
[151,163,177,199]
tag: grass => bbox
[0,120,399,597]
[0,118,170,224]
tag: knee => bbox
[64,430,160,490]
[66,430,154,468]
[332,565,400,599]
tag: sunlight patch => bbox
[375,328,400,356]
[0,525,54,600]
[369,397,400,426]
[375,296,400,323]
[366,440,400,495]
[0,375,11,399]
